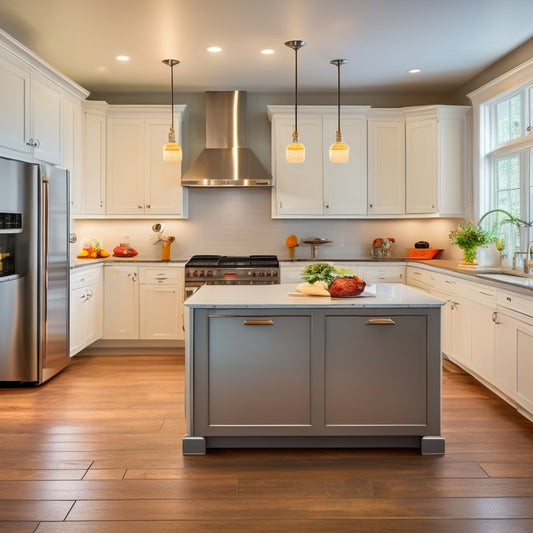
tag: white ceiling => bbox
[1,0,533,96]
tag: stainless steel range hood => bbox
[181,91,272,187]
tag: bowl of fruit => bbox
[76,240,110,259]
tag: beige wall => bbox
[75,41,533,264]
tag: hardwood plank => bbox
[82,469,126,480]
[31,519,533,533]
[0,479,238,500]
[0,500,73,521]
[0,524,38,533]
[67,497,533,521]
[479,463,533,478]
[370,478,533,497]
[0,469,86,481]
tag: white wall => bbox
[72,188,465,262]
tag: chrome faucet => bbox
[513,250,533,274]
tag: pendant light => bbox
[162,59,182,162]
[329,59,350,163]
[285,40,306,163]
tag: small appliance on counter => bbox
[405,241,443,260]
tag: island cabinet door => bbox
[324,314,428,431]
[197,314,313,434]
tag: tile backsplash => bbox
[71,188,465,262]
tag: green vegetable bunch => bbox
[301,263,354,287]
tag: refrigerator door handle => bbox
[41,176,49,362]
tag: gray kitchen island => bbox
[183,283,445,455]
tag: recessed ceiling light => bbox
[408,68,421,74]
[115,55,130,62]
[261,49,274,55]
[207,46,223,53]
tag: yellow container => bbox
[161,241,171,261]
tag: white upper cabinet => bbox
[0,50,30,156]
[269,113,324,216]
[63,95,82,213]
[405,106,469,216]
[106,106,188,218]
[322,115,367,216]
[0,31,89,165]
[268,106,369,218]
[30,71,63,165]
[268,104,470,220]
[367,110,405,215]
[79,101,107,215]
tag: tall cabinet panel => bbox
[367,112,405,215]
[405,117,437,213]
[30,72,63,165]
[270,114,324,216]
[106,118,145,215]
[144,118,186,215]
[80,102,107,215]
[322,115,367,216]
[105,106,187,217]
[0,50,30,156]
[405,106,469,216]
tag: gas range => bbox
[184,255,280,290]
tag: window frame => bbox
[469,58,533,259]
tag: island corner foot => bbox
[421,435,445,455]
[182,436,206,455]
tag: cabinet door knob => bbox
[138,204,143,209]
[146,204,151,209]
[34,138,40,148]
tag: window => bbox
[495,93,523,146]
[474,69,533,266]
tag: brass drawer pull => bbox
[365,318,396,325]
[243,319,274,326]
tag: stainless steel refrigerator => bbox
[0,156,69,384]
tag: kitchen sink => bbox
[476,272,533,288]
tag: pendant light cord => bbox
[294,47,298,135]
[170,63,175,132]
[336,61,341,134]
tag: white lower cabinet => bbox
[70,265,103,356]
[494,291,533,414]
[103,265,139,339]
[468,286,496,383]
[406,265,533,419]
[279,262,403,284]
[139,267,184,340]
[361,265,404,284]
[103,264,184,341]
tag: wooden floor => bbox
[0,354,532,533]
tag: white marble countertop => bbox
[70,258,187,269]
[184,283,444,309]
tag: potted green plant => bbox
[449,220,493,265]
